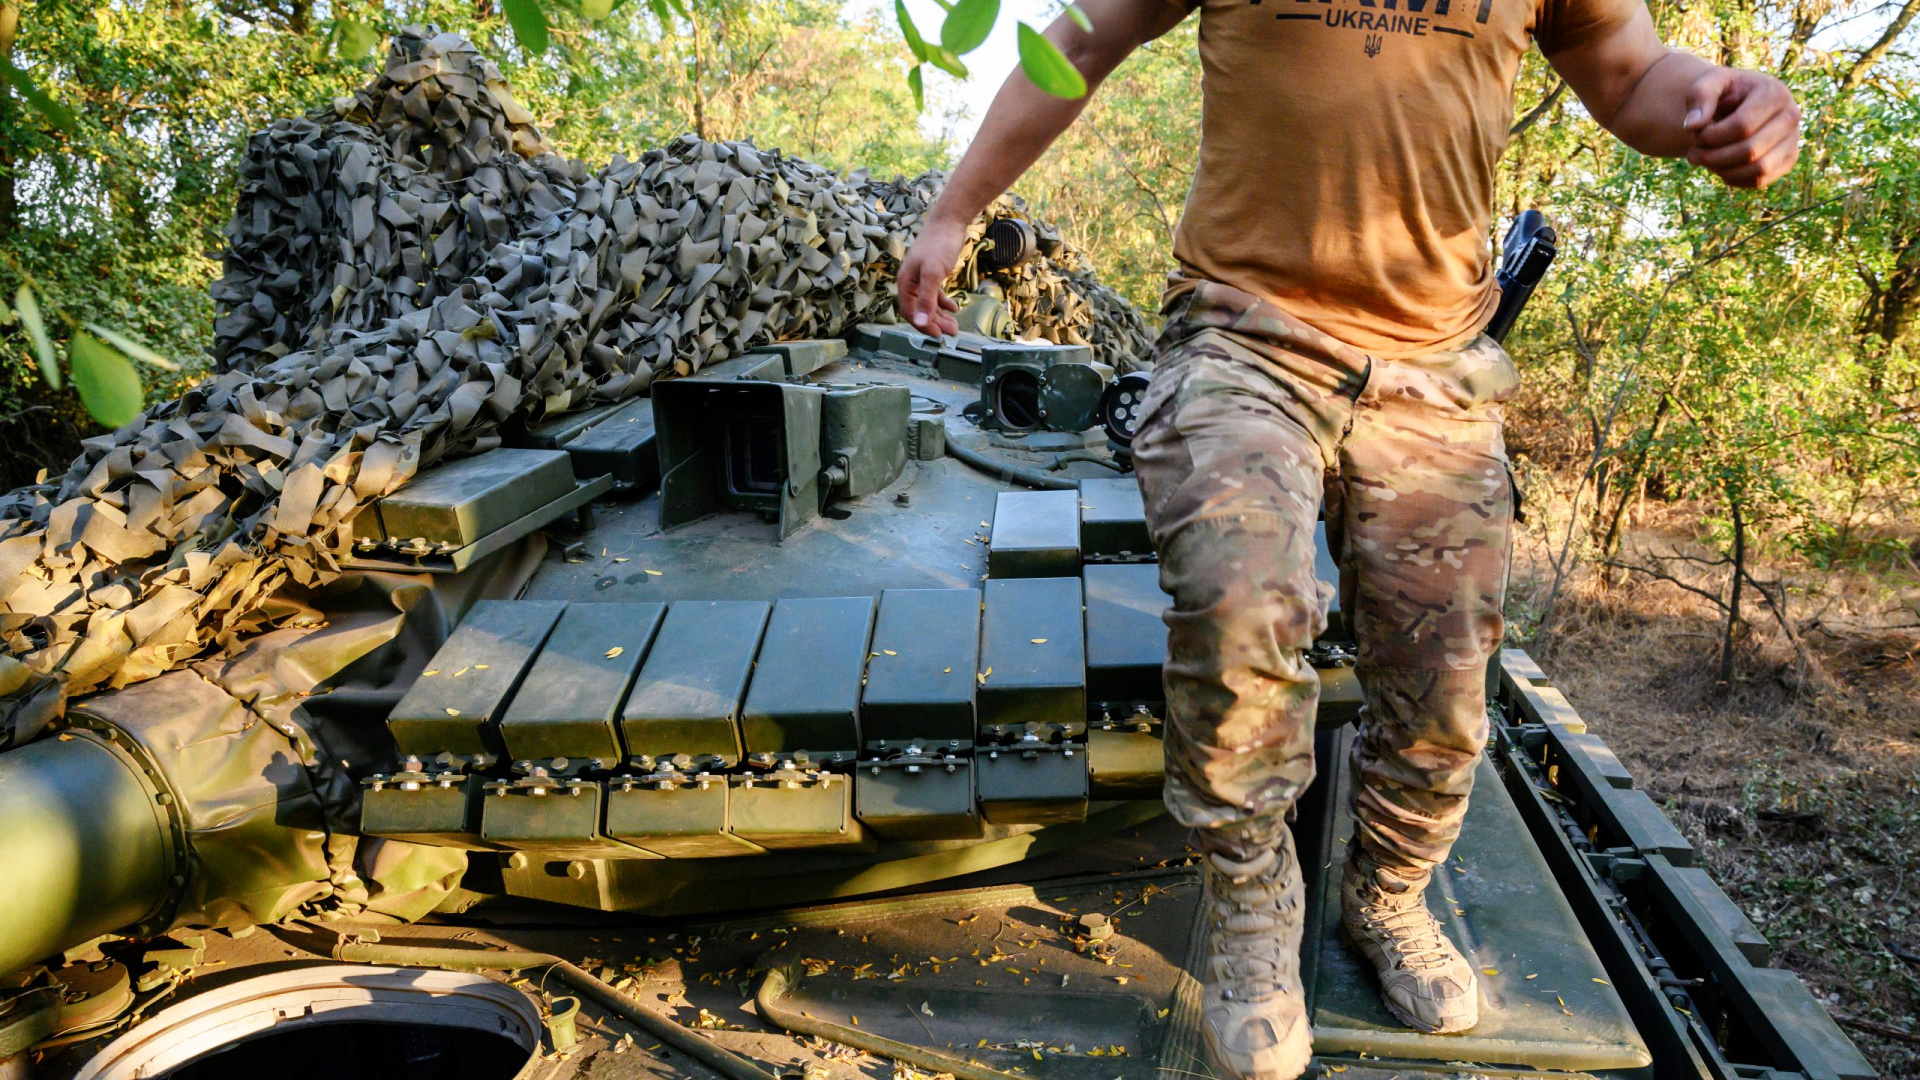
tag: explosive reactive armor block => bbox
[1082,562,1169,708]
[740,596,874,762]
[987,489,1080,577]
[1077,477,1151,561]
[730,768,868,850]
[373,449,576,548]
[748,338,847,378]
[479,775,653,857]
[497,602,666,766]
[855,752,982,840]
[620,600,770,767]
[976,740,1089,826]
[860,589,981,748]
[361,771,497,850]
[387,600,567,759]
[564,397,661,497]
[978,576,1086,742]
[605,765,765,857]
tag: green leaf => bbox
[14,286,58,391]
[502,0,551,54]
[84,323,180,372]
[581,0,615,19]
[335,19,383,58]
[1017,22,1085,99]
[1065,3,1093,33]
[907,65,925,111]
[69,333,145,429]
[940,0,998,56]
[895,0,930,63]
[927,44,969,78]
[0,57,75,132]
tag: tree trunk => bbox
[1719,496,1745,691]
[0,2,18,241]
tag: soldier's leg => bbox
[1133,285,1365,1080]
[1329,334,1518,1034]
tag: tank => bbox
[0,29,1875,1080]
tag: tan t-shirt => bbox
[1165,0,1640,356]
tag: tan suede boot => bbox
[1196,832,1312,1080]
[1339,858,1480,1034]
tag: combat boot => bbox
[1339,856,1479,1034]
[1195,831,1312,1080]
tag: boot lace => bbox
[1353,897,1454,972]
[1204,848,1300,1002]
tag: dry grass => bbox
[1506,489,1920,1075]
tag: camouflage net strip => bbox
[0,28,1154,733]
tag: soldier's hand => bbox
[1682,67,1800,190]
[897,217,965,337]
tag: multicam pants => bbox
[1133,279,1517,876]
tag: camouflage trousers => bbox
[1133,280,1516,876]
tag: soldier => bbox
[898,2,1799,1078]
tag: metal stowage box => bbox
[977,576,1085,741]
[730,770,869,850]
[498,602,666,765]
[375,448,577,547]
[564,397,660,496]
[987,490,1081,577]
[861,589,980,747]
[741,596,873,762]
[976,741,1089,825]
[387,600,568,758]
[854,753,982,840]
[620,600,770,767]
[1083,563,1169,707]
[1078,478,1152,561]
[605,771,765,857]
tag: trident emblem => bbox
[1364,33,1384,57]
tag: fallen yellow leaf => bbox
[422,669,440,677]
[644,569,663,576]
[605,646,624,658]
[1030,638,1047,644]
[883,649,898,656]
[445,708,460,716]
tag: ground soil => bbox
[1507,499,1920,1075]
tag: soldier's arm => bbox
[1545,7,1800,189]
[897,0,1190,335]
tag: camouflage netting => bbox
[0,27,1154,735]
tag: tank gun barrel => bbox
[0,733,174,975]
